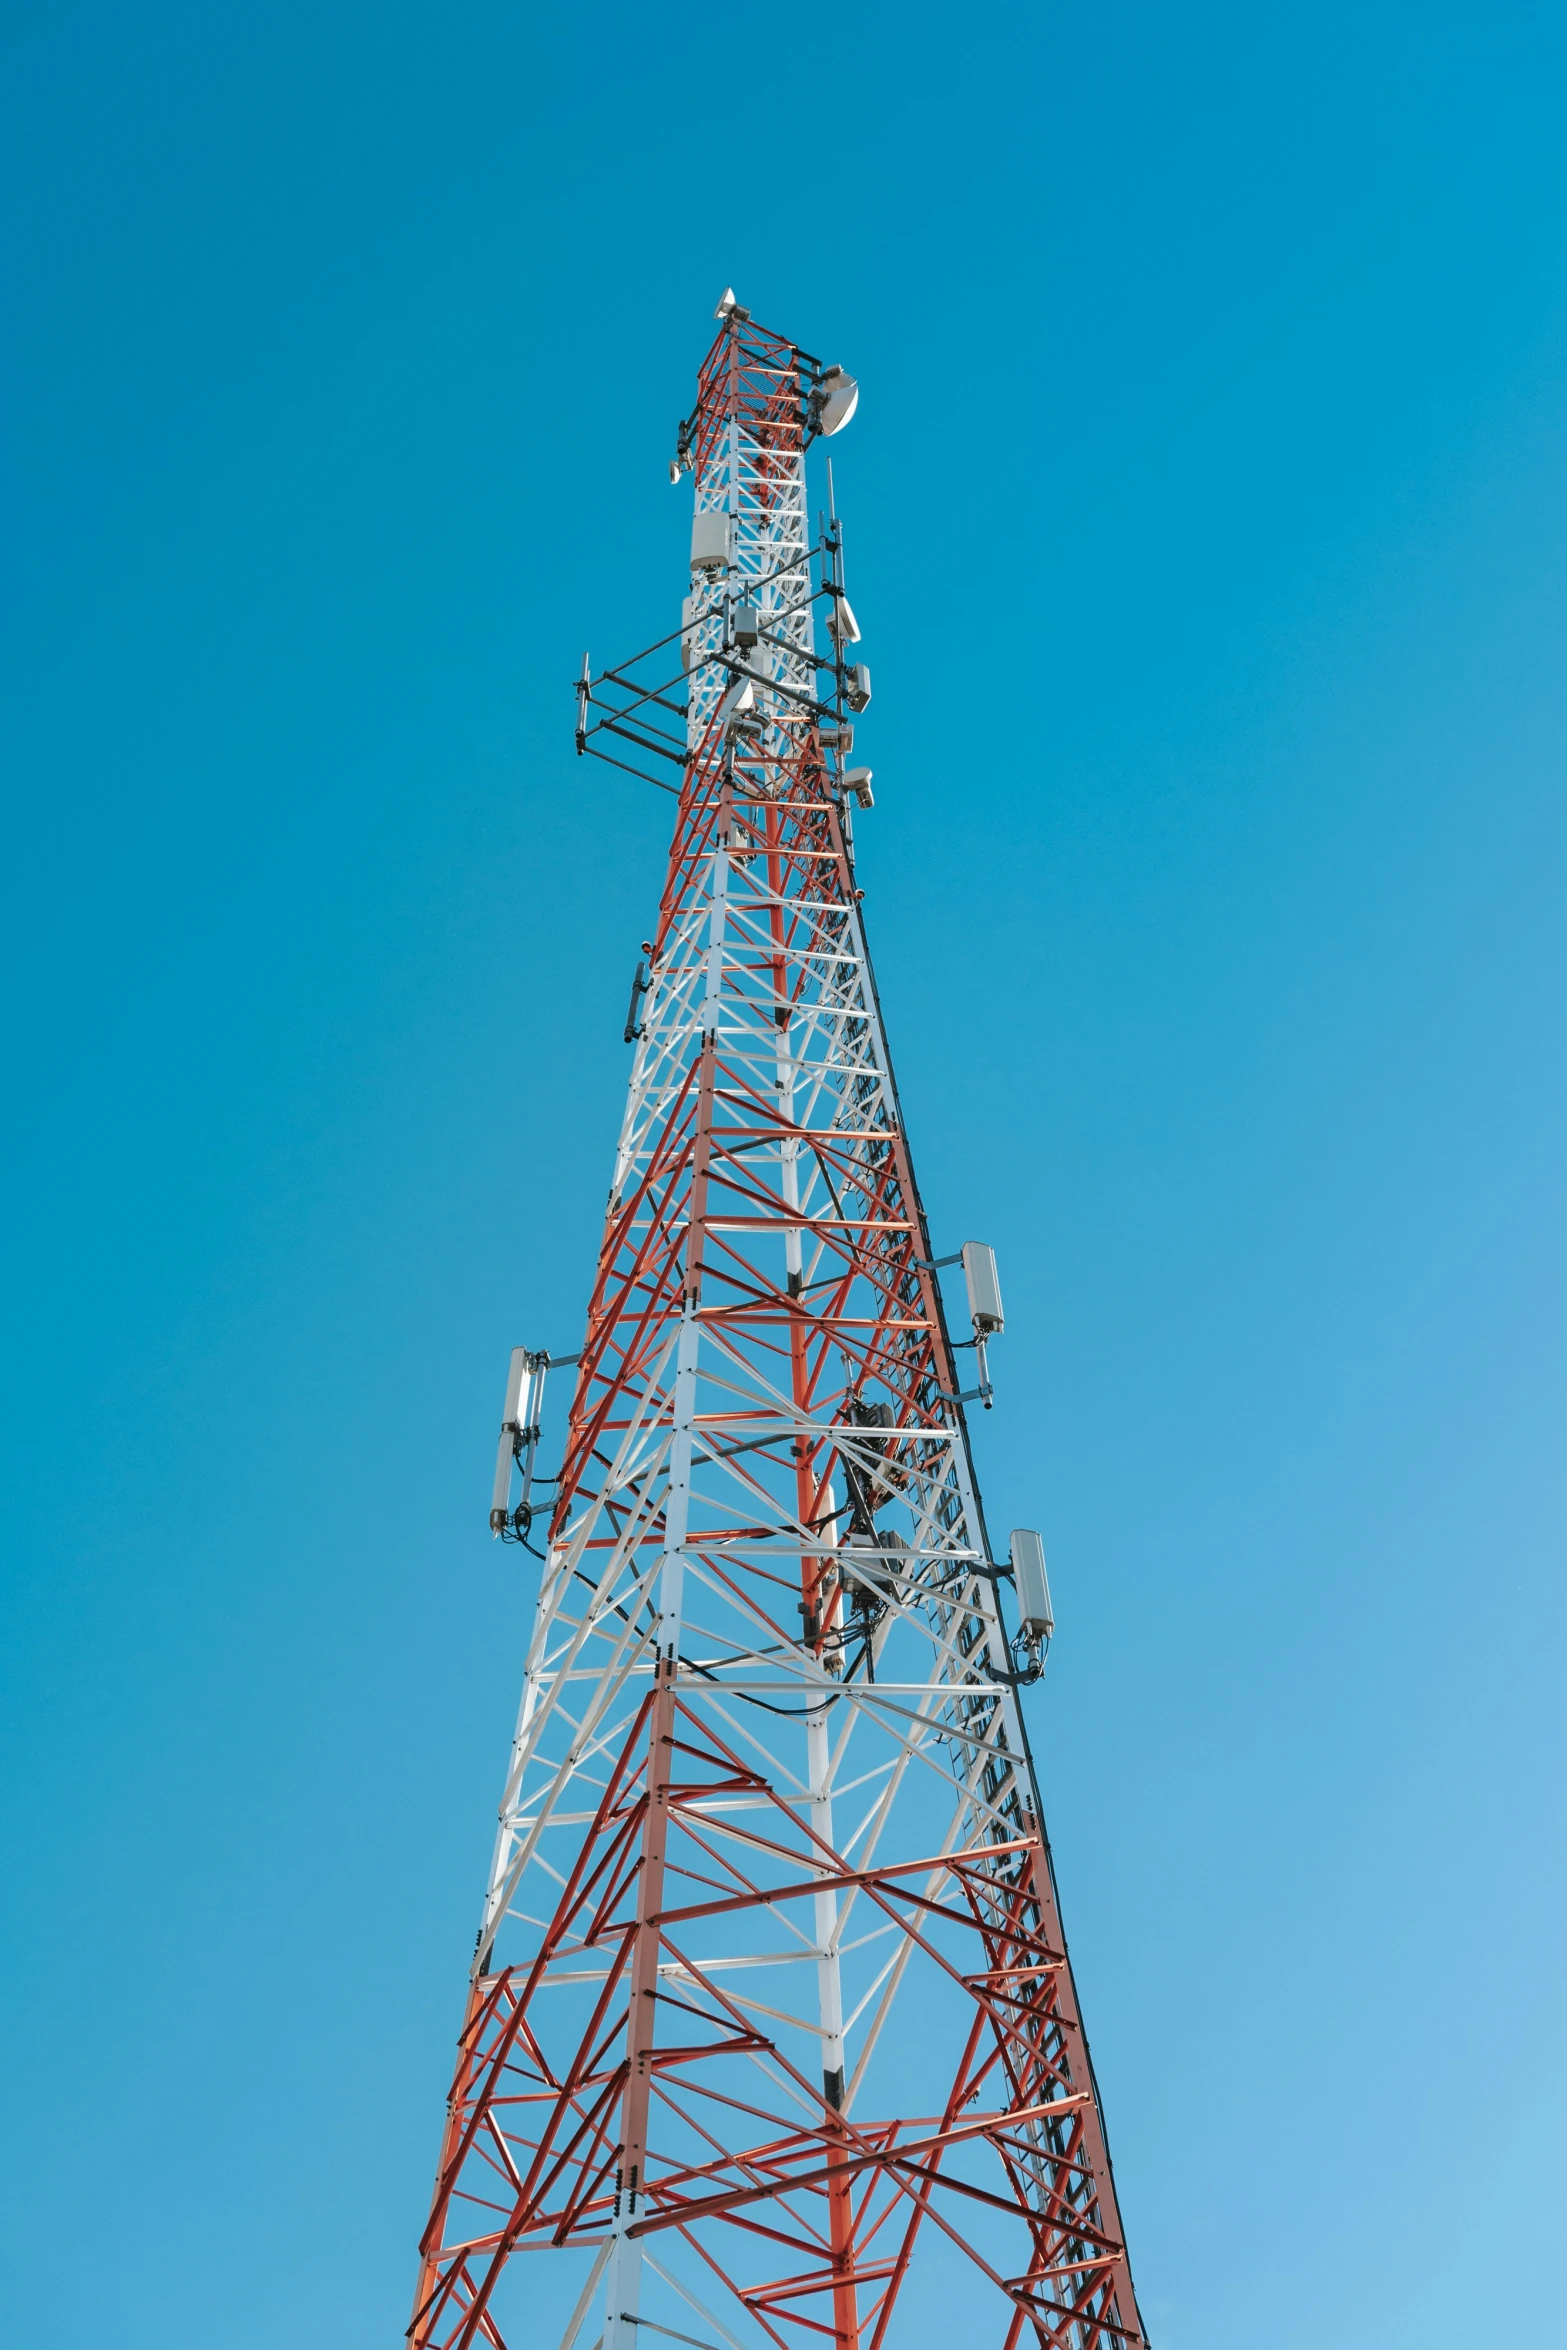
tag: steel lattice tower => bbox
[409,295,1147,2350]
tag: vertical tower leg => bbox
[408,1981,487,2347]
[775,844,860,2348]
[605,1663,676,2350]
[807,1698,859,2350]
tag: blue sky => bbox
[4,2,1565,2342]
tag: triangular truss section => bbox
[410,303,1147,2350]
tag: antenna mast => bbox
[409,294,1147,2350]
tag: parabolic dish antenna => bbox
[818,364,859,435]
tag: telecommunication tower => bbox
[409,294,1147,2350]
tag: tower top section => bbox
[577,294,871,793]
[670,290,859,489]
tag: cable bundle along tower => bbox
[410,295,1147,2350]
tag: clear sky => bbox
[4,3,1565,2343]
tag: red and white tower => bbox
[409,295,1147,2350]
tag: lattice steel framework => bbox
[409,299,1147,2350]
